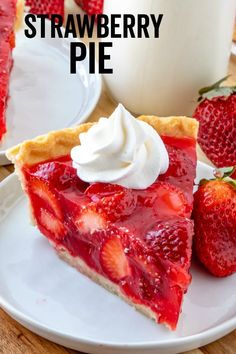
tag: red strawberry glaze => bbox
[22,135,196,329]
[0,0,17,142]
[159,136,196,204]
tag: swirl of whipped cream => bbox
[71,104,169,189]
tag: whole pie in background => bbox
[0,0,24,143]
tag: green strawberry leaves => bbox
[198,75,236,101]
[214,166,235,178]
[199,166,236,189]
[214,166,236,189]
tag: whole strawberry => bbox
[193,167,236,277]
[193,77,236,177]
[75,0,103,15]
[26,0,64,18]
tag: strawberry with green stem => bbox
[193,166,236,277]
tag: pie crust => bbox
[7,116,198,167]
[15,0,24,31]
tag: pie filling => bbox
[22,135,196,329]
[0,0,18,142]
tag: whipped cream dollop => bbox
[71,104,169,189]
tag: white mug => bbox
[102,0,236,116]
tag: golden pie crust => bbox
[15,0,24,31]
[6,116,198,167]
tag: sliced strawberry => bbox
[167,264,191,290]
[85,183,137,222]
[76,206,106,233]
[100,237,131,282]
[39,209,66,240]
[141,182,191,217]
[155,183,190,217]
[85,182,123,198]
[29,178,62,220]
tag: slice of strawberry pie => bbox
[7,105,198,330]
[0,0,24,142]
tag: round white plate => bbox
[0,162,235,354]
[0,19,102,165]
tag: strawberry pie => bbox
[0,0,24,142]
[7,105,198,330]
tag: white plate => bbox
[0,162,235,354]
[0,19,102,165]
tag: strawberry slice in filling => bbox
[22,135,196,330]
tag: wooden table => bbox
[1,2,236,352]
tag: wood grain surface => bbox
[0,1,236,353]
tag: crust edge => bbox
[55,244,159,323]
[139,115,198,139]
[6,123,94,166]
[6,116,198,167]
[15,0,24,31]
